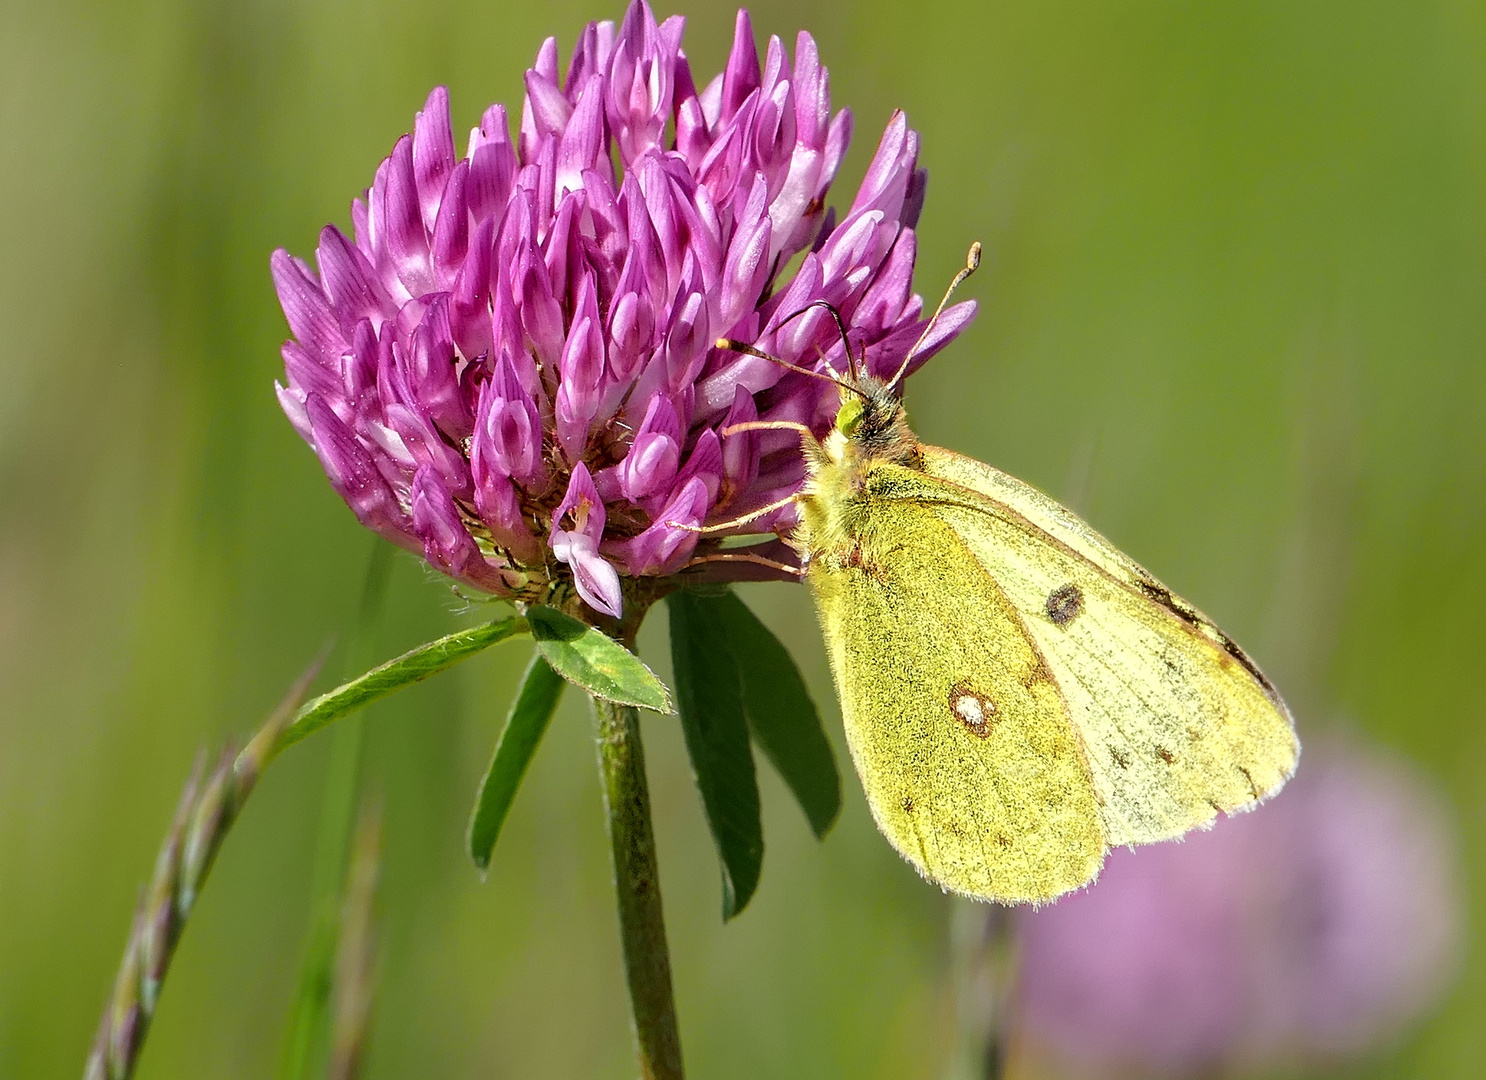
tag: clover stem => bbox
[592,693,685,1080]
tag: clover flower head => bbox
[272,0,974,617]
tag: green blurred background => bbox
[2,0,1482,1076]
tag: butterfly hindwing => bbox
[876,448,1299,847]
[807,495,1105,903]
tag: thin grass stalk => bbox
[325,798,383,1080]
[82,660,323,1080]
[281,541,392,1079]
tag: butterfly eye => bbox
[837,397,865,438]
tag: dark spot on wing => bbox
[1046,583,1084,626]
[1156,746,1176,764]
[902,795,915,813]
[994,832,1013,849]
[1237,765,1260,799]
[1111,747,1131,769]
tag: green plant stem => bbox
[592,695,684,1080]
[946,899,1013,1080]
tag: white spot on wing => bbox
[948,683,997,737]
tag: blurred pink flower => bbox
[270,1,972,617]
[1014,737,1461,1078]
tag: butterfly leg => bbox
[681,550,806,578]
[667,493,800,535]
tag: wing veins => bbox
[874,461,1273,695]
[935,523,1105,862]
[1046,604,1222,830]
[899,518,1082,882]
[882,467,1150,601]
[1071,605,1190,738]
[908,471,1269,836]
[918,479,1192,753]
[860,550,1027,884]
[1043,616,1153,775]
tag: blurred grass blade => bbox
[280,540,392,1080]
[527,605,672,713]
[708,591,840,839]
[326,798,383,1080]
[467,653,566,871]
[84,659,324,1080]
[667,592,763,920]
[275,615,528,755]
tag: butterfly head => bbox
[829,376,919,468]
[826,243,982,469]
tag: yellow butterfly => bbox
[714,245,1298,904]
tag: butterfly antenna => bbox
[885,241,982,394]
[768,299,861,381]
[714,337,870,400]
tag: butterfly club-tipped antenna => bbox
[885,241,982,395]
[715,300,869,399]
[772,298,864,382]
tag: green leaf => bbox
[527,605,672,712]
[467,653,566,871]
[276,615,527,756]
[709,591,841,839]
[667,591,763,920]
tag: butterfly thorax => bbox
[794,377,921,565]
